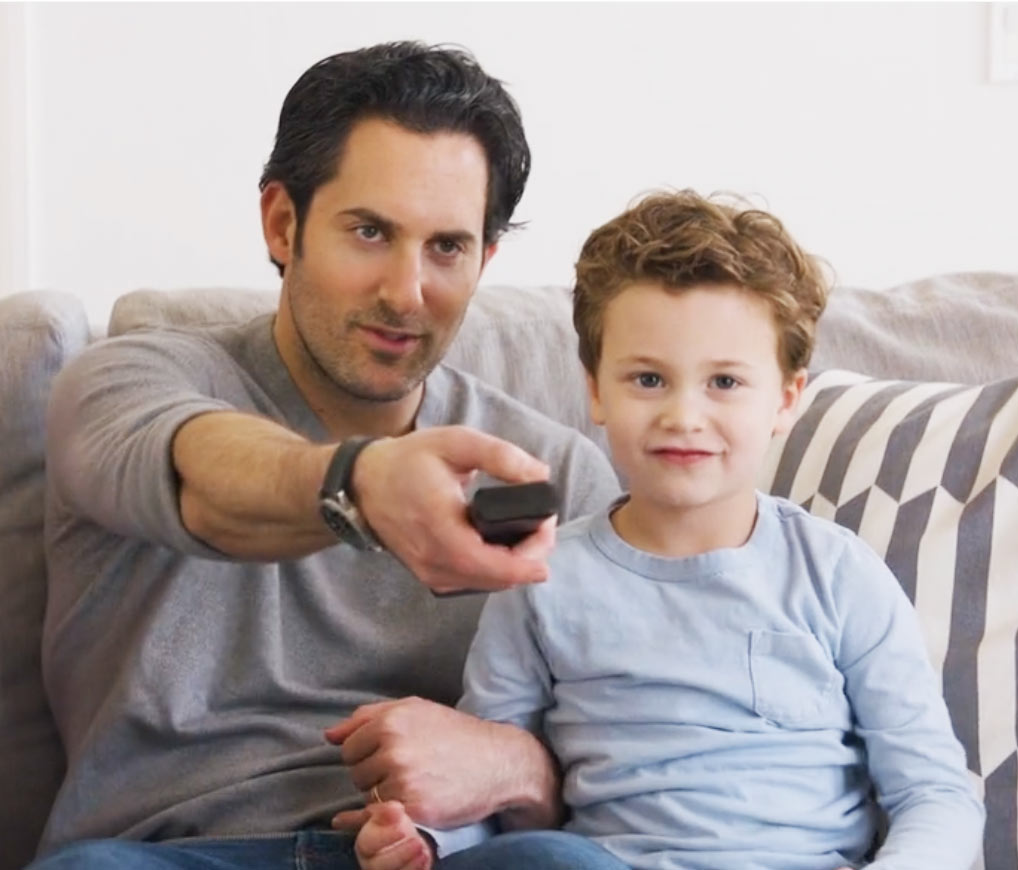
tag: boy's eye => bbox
[635,372,663,389]
[711,374,738,390]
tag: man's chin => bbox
[339,373,428,404]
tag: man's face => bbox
[273,117,492,405]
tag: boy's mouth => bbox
[650,447,716,464]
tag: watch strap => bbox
[320,436,378,502]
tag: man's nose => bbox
[378,249,424,314]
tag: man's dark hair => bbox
[260,41,531,275]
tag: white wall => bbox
[5,2,1018,323]
[0,3,27,297]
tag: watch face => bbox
[320,501,355,540]
[320,493,382,552]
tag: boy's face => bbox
[588,282,805,548]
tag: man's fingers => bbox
[331,808,369,831]
[426,530,550,593]
[324,700,400,745]
[509,515,557,560]
[440,427,550,484]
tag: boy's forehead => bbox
[614,279,753,299]
[601,282,783,353]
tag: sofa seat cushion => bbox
[760,369,1018,868]
[0,291,91,870]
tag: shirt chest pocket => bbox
[749,629,843,729]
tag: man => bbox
[33,42,619,869]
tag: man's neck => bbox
[271,311,422,442]
[307,384,422,443]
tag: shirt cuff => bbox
[417,818,497,858]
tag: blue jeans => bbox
[29,829,630,869]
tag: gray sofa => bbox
[2,274,1017,870]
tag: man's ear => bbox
[773,368,808,436]
[261,182,298,269]
[586,371,606,426]
[480,242,498,272]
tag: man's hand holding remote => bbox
[352,427,559,594]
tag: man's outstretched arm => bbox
[173,413,556,591]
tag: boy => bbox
[352,191,985,870]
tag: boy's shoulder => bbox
[761,492,862,547]
[758,492,895,595]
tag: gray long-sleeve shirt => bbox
[39,314,620,853]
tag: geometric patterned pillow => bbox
[758,369,1018,870]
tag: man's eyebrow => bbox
[338,207,399,235]
[433,228,478,247]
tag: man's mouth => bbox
[358,324,423,354]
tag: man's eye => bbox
[434,239,463,256]
[356,225,381,241]
[635,373,663,388]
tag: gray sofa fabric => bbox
[0,292,90,870]
[813,272,1018,384]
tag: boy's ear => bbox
[773,368,808,436]
[586,371,606,426]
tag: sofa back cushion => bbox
[813,271,1018,384]
[0,292,90,870]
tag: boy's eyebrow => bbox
[614,354,664,368]
[338,207,477,247]
[616,355,755,369]
[707,358,755,369]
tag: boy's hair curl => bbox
[573,190,830,378]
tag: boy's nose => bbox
[658,392,705,431]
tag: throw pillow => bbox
[759,369,1018,870]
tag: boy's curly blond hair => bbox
[573,190,830,379]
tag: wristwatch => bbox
[319,436,384,552]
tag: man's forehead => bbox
[319,117,489,233]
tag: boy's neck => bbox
[610,489,759,559]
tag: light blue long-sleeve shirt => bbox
[458,494,984,870]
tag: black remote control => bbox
[467,481,560,546]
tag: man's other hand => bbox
[326,697,559,831]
